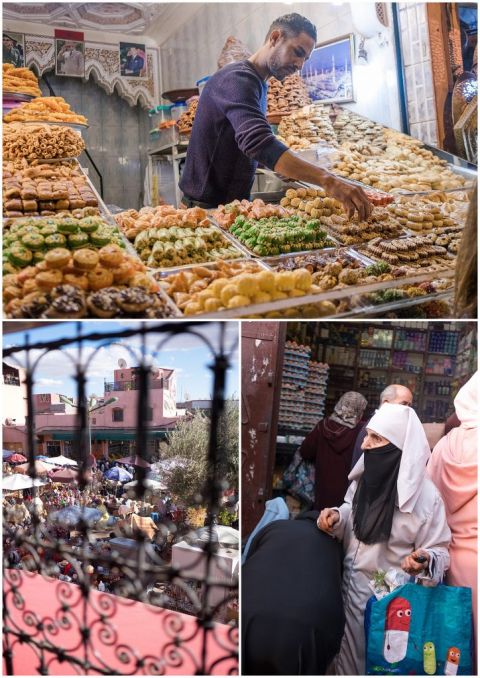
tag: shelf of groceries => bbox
[2,63,477,320]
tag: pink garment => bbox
[427,371,478,650]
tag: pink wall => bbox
[3,425,27,450]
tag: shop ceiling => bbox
[2,3,203,41]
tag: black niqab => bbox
[352,442,402,545]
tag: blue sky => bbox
[3,322,239,402]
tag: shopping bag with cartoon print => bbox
[364,583,472,675]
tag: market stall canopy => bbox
[48,506,102,527]
[49,468,78,483]
[2,473,48,491]
[116,455,151,468]
[43,455,77,467]
[104,467,133,482]
[7,453,27,464]
[16,461,52,476]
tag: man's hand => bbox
[401,549,430,575]
[317,508,340,533]
[323,175,373,221]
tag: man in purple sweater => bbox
[180,13,371,219]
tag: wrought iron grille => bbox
[3,321,239,675]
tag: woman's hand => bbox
[401,549,430,575]
[317,508,340,533]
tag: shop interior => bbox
[272,320,477,494]
[2,2,477,320]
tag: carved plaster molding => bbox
[24,34,157,109]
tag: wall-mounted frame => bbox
[301,33,355,104]
[3,31,25,68]
[55,39,85,78]
[120,41,147,78]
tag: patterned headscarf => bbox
[330,391,367,428]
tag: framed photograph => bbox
[55,39,85,78]
[120,42,147,78]
[3,32,25,68]
[301,34,355,104]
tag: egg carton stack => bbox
[267,74,311,114]
[278,340,311,430]
[303,361,329,430]
[333,109,386,148]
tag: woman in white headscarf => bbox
[318,403,451,675]
[427,371,478,655]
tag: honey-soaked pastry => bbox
[4,96,88,125]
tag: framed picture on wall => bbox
[301,34,355,104]
[119,42,147,78]
[3,31,25,68]
[55,39,85,78]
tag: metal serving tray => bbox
[152,263,455,320]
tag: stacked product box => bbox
[278,341,311,430]
[303,361,329,430]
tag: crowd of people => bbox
[243,371,478,675]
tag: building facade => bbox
[34,365,179,459]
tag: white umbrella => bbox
[2,473,49,491]
[187,525,239,548]
[123,478,167,491]
[43,455,78,467]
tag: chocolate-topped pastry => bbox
[87,288,122,318]
[117,287,153,314]
[45,289,86,319]
[50,284,84,301]
[14,293,51,319]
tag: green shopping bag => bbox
[365,583,473,675]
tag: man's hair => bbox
[265,13,317,43]
[380,384,410,404]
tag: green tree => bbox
[163,399,238,505]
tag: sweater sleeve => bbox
[217,69,288,168]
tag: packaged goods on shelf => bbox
[359,328,393,348]
[3,63,42,96]
[358,348,390,368]
[4,97,88,125]
[3,122,85,161]
[428,330,458,354]
[3,159,99,218]
[391,351,423,373]
[425,355,455,376]
[324,346,356,367]
[394,328,427,351]
[303,361,329,429]
[267,74,311,115]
